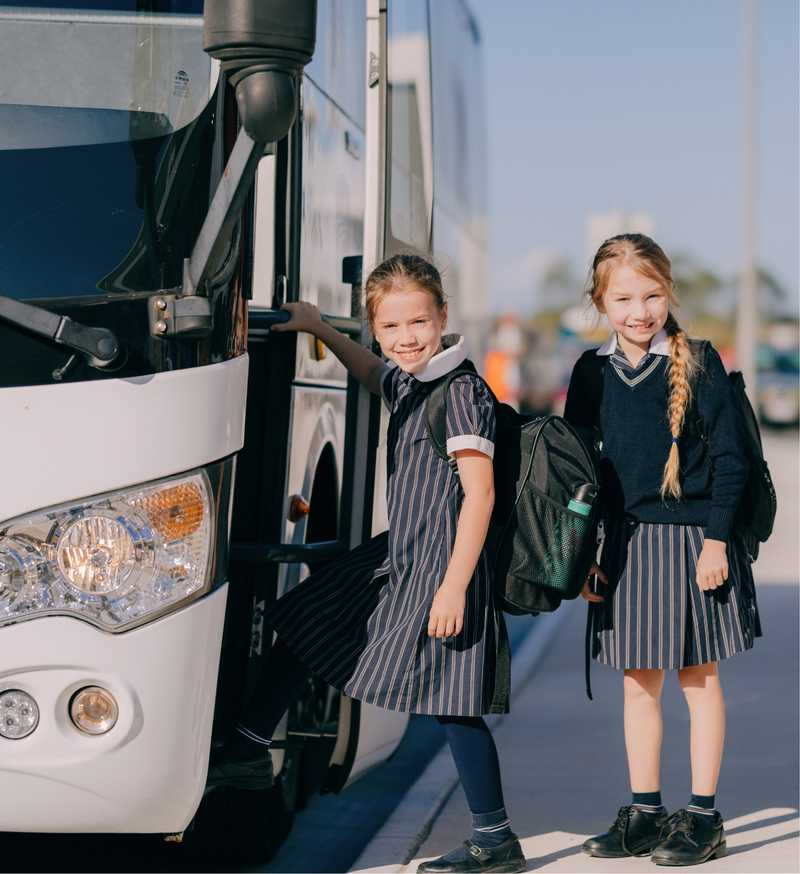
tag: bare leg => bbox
[624,668,666,792]
[678,662,725,796]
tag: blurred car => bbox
[759,371,799,428]
[757,328,799,428]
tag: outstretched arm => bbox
[272,301,386,394]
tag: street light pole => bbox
[736,0,758,396]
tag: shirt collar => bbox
[596,328,670,357]
[389,334,468,383]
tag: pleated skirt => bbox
[264,532,508,716]
[591,522,762,670]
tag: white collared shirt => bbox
[409,334,468,381]
[381,334,468,381]
[379,335,494,459]
[596,328,670,357]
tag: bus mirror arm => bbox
[149,119,274,339]
[0,295,125,372]
[150,1,318,340]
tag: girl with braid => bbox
[564,234,761,867]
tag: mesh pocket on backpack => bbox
[498,488,595,602]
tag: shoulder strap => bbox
[688,338,711,370]
[425,360,487,462]
[685,339,711,440]
[583,352,606,429]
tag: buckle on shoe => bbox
[467,843,490,861]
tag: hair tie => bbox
[671,436,678,444]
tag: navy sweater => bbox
[564,344,749,542]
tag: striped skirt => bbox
[264,532,508,716]
[590,522,762,670]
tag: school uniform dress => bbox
[566,330,761,671]
[265,335,509,715]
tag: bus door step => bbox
[231,540,348,566]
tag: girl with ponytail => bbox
[564,234,761,867]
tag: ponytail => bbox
[660,313,698,499]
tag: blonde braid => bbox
[661,314,697,499]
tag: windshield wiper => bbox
[0,295,124,371]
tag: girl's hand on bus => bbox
[270,301,324,335]
[428,585,466,638]
[580,563,607,603]
[695,538,728,591]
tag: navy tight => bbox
[436,715,505,815]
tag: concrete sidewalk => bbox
[353,583,798,874]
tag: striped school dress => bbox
[588,343,762,670]
[266,336,509,716]
[591,520,761,670]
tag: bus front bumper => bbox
[0,584,228,834]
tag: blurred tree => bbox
[754,266,788,306]
[539,258,581,310]
[670,253,723,309]
[673,253,789,315]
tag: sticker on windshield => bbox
[173,70,190,98]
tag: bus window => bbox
[429,0,487,229]
[0,3,214,299]
[305,0,366,130]
[385,0,433,254]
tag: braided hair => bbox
[588,233,697,499]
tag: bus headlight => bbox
[0,472,213,632]
[56,512,144,597]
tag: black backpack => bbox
[425,361,600,614]
[700,348,777,561]
[579,339,777,560]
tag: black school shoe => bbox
[582,805,669,857]
[651,808,727,866]
[205,743,274,790]
[416,835,526,873]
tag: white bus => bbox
[0,0,487,859]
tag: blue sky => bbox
[472,0,799,314]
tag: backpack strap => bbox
[685,338,711,441]
[425,360,489,462]
[564,350,606,452]
[583,352,606,427]
[488,614,511,714]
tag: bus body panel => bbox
[0,585,227,833]
[0,354,248,523]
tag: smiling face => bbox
[598,262,671,353]
[371,284,447,374]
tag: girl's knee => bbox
[678,661,721,693]
[624,668,665,700]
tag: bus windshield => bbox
[0,2,217,300]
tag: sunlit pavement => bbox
[381,433,800,874]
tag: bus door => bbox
[222,0,407,798]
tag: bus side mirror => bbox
[203,0,318,144]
